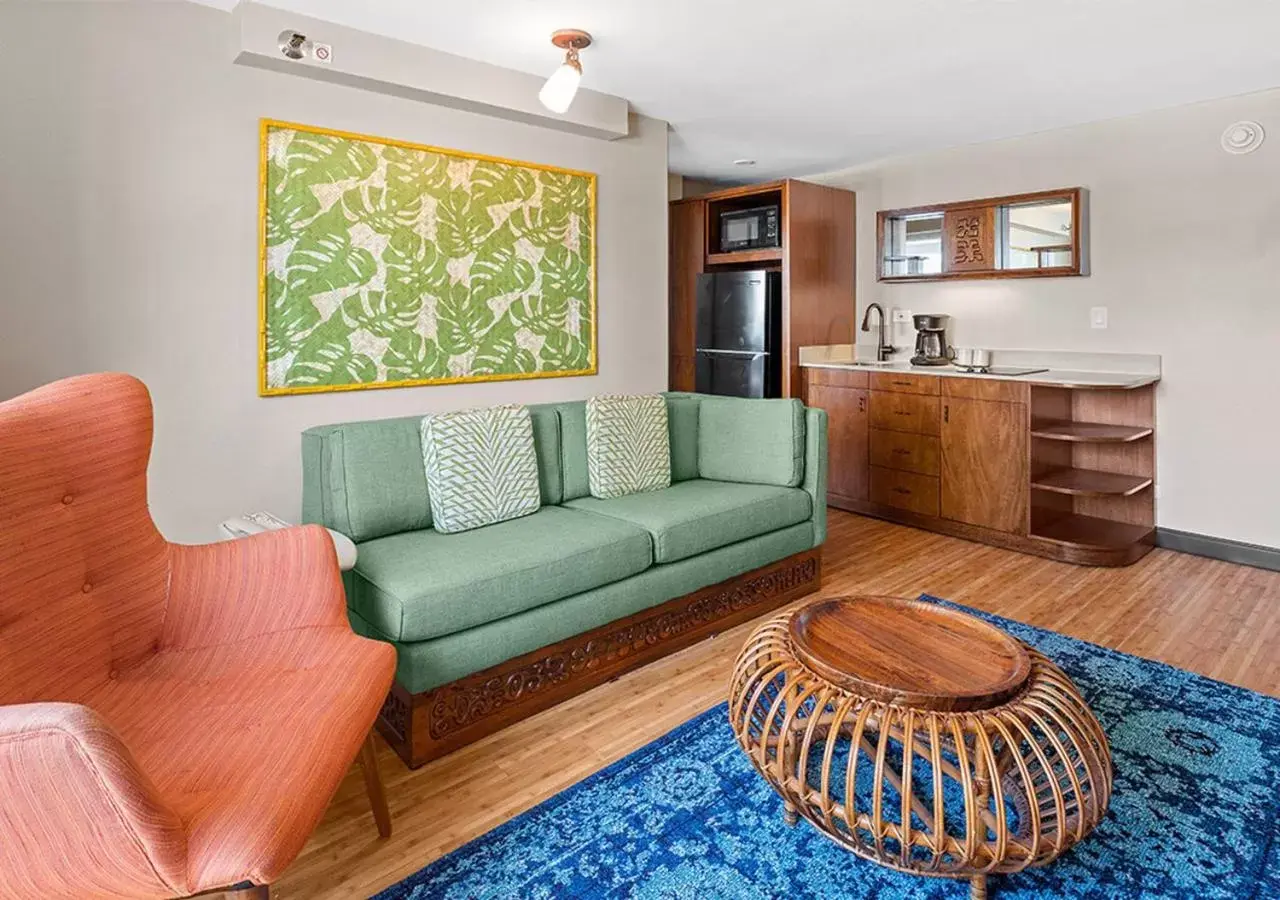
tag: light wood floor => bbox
[272,510,1280,899]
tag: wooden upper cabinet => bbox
[668,200,704,391]
[940,397,1028,534]
[807,381,870,504]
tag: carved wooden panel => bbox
[944,206,997,273]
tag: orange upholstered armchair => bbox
[0,374,396,900]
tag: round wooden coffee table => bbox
[729,596,1112,899]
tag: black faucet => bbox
[860,303,895,362]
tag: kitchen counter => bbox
[799,345,1161,390]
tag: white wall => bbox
[0,2,669,542]
[812,89,1280,548]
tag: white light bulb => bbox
[539,62,582,114]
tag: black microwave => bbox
[719,205,780,252]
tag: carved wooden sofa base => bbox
[376,548,822,769]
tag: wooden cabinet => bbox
[668,180,855,398]
[668,200,704,391]
[806,369,869,505]
[802,366,1155,566]
[939,397,1028,534]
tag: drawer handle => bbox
[892,448,910,455]
[894,410,912,416]
[893,487,912,495]
[891,380,912,386]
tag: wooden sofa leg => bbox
[359,731,392,839]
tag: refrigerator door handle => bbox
[695,348,768,359]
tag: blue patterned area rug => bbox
[375,597,1280,899]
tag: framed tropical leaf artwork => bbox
[258,119,596,395]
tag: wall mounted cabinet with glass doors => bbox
[877,188,1086,283]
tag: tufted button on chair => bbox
[0,373,396,900]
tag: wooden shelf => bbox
[1031,468,1152,498]
[1031,420,1153,443]
[706,247,783,266]
[1032,513,1154,550]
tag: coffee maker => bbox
[911,314,953,366]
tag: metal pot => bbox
[953,348,992,370]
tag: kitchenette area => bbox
[670,181,1164,568]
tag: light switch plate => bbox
[891,308,912,325]
[1090,307,1108,329]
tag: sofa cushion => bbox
[564,478,812,564]
[421,405,540,534]
[665,394,700,482]
[301,405,562,541]
[698,397,805,487]
[586,394,671,499]
[348,507,653,642]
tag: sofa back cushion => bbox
[559,395,701,501]
[698,397,805,487]
[301,405,562,542]
[421,405,542,534]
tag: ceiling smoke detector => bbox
[1221,121,1265,155]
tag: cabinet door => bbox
[668,201,704,391]
[808,384,869,504]
[940,398,1028,533]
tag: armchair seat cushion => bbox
[563,479,812,564]
[350,507,654,642]
[87,627,394,893]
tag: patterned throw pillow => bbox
[420,405,541,534]
[586,394,672,499]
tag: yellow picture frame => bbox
[258,119,598,396]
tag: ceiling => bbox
[195,0,1280,180]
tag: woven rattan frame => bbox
[729,607,1113,899]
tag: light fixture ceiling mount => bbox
[539,29,593,115]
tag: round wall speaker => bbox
[1221,121,1265,154]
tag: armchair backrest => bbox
[0,374,168,705]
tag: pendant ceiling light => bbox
[539,30,592,114]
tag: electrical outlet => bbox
[312,42,333,64]
[891,308,912,325]
[1090,306,1108,329]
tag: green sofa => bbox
[301,392,827,767]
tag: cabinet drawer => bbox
[870,429,940,476]
[870,391,941,436]
[871,466,940,517]
[942,377,1028,404]
[869,372,941,395]
[805,367,869,389]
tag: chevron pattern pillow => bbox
[420,405,541,534]
[586,394,672,499]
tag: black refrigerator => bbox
[695,270,783,398]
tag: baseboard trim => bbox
[1156,528,1280,572]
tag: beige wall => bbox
[812,88,1280,548]
[0,2,669,542]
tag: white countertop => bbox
[799,346,1161,390]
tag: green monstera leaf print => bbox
[383,330,447,382]
[285,132,377,185]
[261,123,595,393]
[342,290,420,339]
[285,205,377,301]
[539,330,589,371]
[473,311,537,375]
[284,316,377,387]
[436,189,494,258]
[436,282,496,356]
[265,160,320,246]
[383,229,448,304]
[264,273,320,361]
[342,184,421,235]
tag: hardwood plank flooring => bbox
[271,511,1280,899]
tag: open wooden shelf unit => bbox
[1028,384,1156,565]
